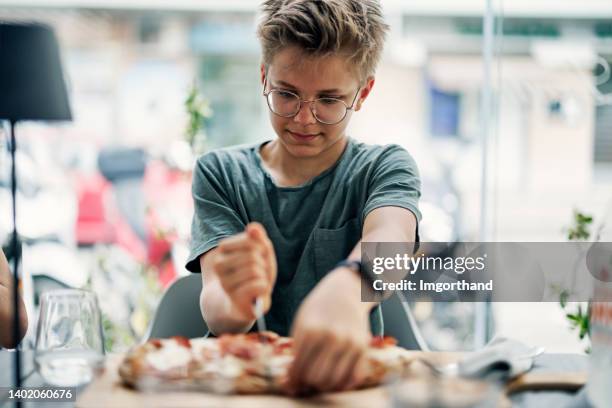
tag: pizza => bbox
[119,331,414,394]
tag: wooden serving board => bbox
[76,354,400,408]
[505,372,587,394]
[76,352,586,408]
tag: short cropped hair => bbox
[256,0,389,81]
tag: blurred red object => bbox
[143,160,192,288]
[74,157,192,289]
[74,172,147,263]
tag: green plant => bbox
[185,81,213,153]
[567,211,593,241]
[560,291,590,341]
[561,210,594,351]
[86,247,163,353]
[101,312,134,352]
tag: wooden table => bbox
[74,352,588,408]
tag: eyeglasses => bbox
[263,76,361,125]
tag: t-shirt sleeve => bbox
[362,145,422,241]
[185,153,246,273]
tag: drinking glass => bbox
[34,289,105,387]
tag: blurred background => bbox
[0,0,611,354]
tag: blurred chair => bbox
[145,274,209,340]
[380,293,429,351]
[146,274,428,351]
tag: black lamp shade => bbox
[0,22,72,122]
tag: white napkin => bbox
[457,337,539,380]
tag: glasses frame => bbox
[262,73,361,125]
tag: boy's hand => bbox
[288,268,372,394]
[213,222,277,320]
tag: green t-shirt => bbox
[186,137,421,336]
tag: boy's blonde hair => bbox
[256,0,389,81]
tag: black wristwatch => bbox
[335,259,376,286]
[335,259,382,300]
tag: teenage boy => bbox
[0,248,28,348]
[186,0,421,393]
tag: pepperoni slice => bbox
[150,339,163,349]
[231,346,257,360]
[172,336,192,348]
[221,342,258,360]
[273,340,293,354]
[218,335,259,360]
[245,331,279,343]
[370,335,397,348]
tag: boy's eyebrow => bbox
[274,80,343,94]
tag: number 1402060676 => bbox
[2,387,76,402]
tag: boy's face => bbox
[261,46,374,159]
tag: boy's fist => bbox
[212,222,277,320]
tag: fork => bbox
[254,297,267,333]
[254,297,274,383]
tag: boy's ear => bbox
[354,76,375,112]
[260,63,266,86]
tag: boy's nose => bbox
[293,101,317,126]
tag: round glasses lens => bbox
[268,90,300,117]
[313,98,347,124]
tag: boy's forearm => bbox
[324,266,378,315]
[320,243,381,317]
[0,285,28,348]
[200,279,255,335]
[0,250,28,348]
[198,248,256,335]
[323,219,417,314]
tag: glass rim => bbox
[40,288,97,299]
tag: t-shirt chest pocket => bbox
[312,218,361,279]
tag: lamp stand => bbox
[9,119,22,400]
